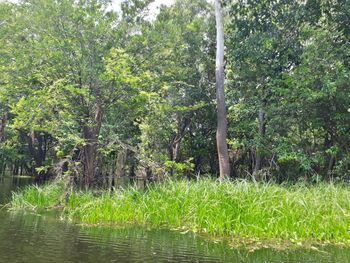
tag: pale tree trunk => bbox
[215,0,230,180]
[253,107,266,177]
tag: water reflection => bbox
[0,176,350,263]
[0,209,232,263]
[0,176,34,204]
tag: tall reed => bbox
[10,179,350,244]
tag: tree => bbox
[225,0,350,181]
[215,0,230,179]
[6,0,137,186]
[1,0,348,184]
[225,0,305,179]
[124,0,218,178]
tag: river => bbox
[0,176,349,262]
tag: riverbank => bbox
[9,179,350,249]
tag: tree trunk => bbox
[215,0,230,180]
[253,106,266,177]
[82,102,103,188]
[0,112,8,143]
[168,118,191,176]
[25,130,49,177]
[82,133,97,187]
[324,133,336,176]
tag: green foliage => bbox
[1,0,349,182]
[127,0,217,172]
[10,181,65,209]
[10,179,350,247]
[225,0,350,179]
[164,158,194,177]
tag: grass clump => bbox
[9,179,350,246]
[11,181,65,210]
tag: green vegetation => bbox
[1,0,349,252]
[0,0,349,184]
[10,183,64,209]
[10,180,350,247]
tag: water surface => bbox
[0,176,349,263]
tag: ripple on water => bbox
[1,177,350,263]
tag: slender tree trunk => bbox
[168,118,191,176]
[215,0,230,180]
[253,107,266,177]
[169,138,181,164]
[0,112,8,143]
[327,155,335,175]
[26,130,48,177]
[324,133,336,176]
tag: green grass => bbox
[10,182,65,209]
[9,179,350,247]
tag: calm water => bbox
[0,176,350,263]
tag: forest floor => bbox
[9,179,350,250]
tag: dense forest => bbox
[0,0,349,187]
